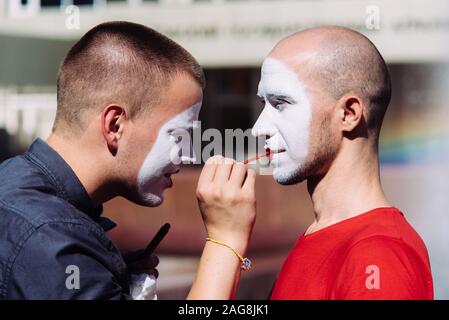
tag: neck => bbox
[46,133,118,206]
[306,140,391,234]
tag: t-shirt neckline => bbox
[301,206,402,239]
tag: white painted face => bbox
[136,102,201,206]
[252,57,312,184]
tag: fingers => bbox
[203,156,255,187]
[122,249,144,264]
[141,254,159,269]
[197,155,221,186]
[138,255,160,279]
[229,162,247,187]
[146,268,159,279]
[196,156,257,246]
[127,254,159,270]
[150,255,159,267]
[214,159,235,184]
[242,168,256,194]
[197,156,221,201]
[197,155,256,203]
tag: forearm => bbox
[190,157,256,300]
[187,240,248,300]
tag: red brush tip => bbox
[265,148,271,156]
[243,148,271,164]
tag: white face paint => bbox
[137,102,201,206]
[252,57,312,184]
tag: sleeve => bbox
[332,236,433,300]
[7,222,130,300]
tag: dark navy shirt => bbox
[0,139,130,299]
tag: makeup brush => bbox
[242,148,271,164]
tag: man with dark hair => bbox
[0,21,256,299]
[54,21,205,135]
[247,26,433,299]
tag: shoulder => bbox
[0,153,101,230]
[344,235,429,269]
[0,187,106,245]
[345,207,431,262]
[0,154,47,191]
[333,235,433,299]
[0,194,118,268]
[3,220,128,299]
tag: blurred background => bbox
[1,0,449,299]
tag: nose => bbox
[179,132,196,164]
[169,130,196,165]
[251,106,277,139]
[180,147,196,164]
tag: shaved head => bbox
[253,26,392,185]
[270,26,391,140]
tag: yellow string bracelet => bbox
[206,237,252,271]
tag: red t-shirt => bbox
[270,207,433,300]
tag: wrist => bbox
[205,231,250,253]
[204,237,252,271]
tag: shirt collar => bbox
[26,138,105,222]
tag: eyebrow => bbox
[178,124,195,131]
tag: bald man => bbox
[250,27,433,299]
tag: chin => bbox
[273,167,307,186]
[142,193,164,207]
[135,177,168,207]
[129,191,164,207]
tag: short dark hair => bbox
[54,21,205,133]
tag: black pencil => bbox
[127,223,171,263]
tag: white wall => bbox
[0,0,448,66]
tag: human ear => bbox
[338,95,364,134]
[101,104,126,156]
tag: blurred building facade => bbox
[1,0,449,298]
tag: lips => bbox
[164,171,178,180]
[163,166,180,177]
[166,176,173,188]
[163,173,173,188]
[264,140,286,155]
[163,167,180,188]
[267,148,286,154]
[169,168,180,175]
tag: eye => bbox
[168,129,183,143]
[265,94,294,111]
[272,103,286,111]
[270,97,291,111]
[170,136,182,143]
[169,135,182,143]
[278,97,292,105]
[271,100,288,112]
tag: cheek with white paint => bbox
[252,57,312,179]
[136,102,201,207]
